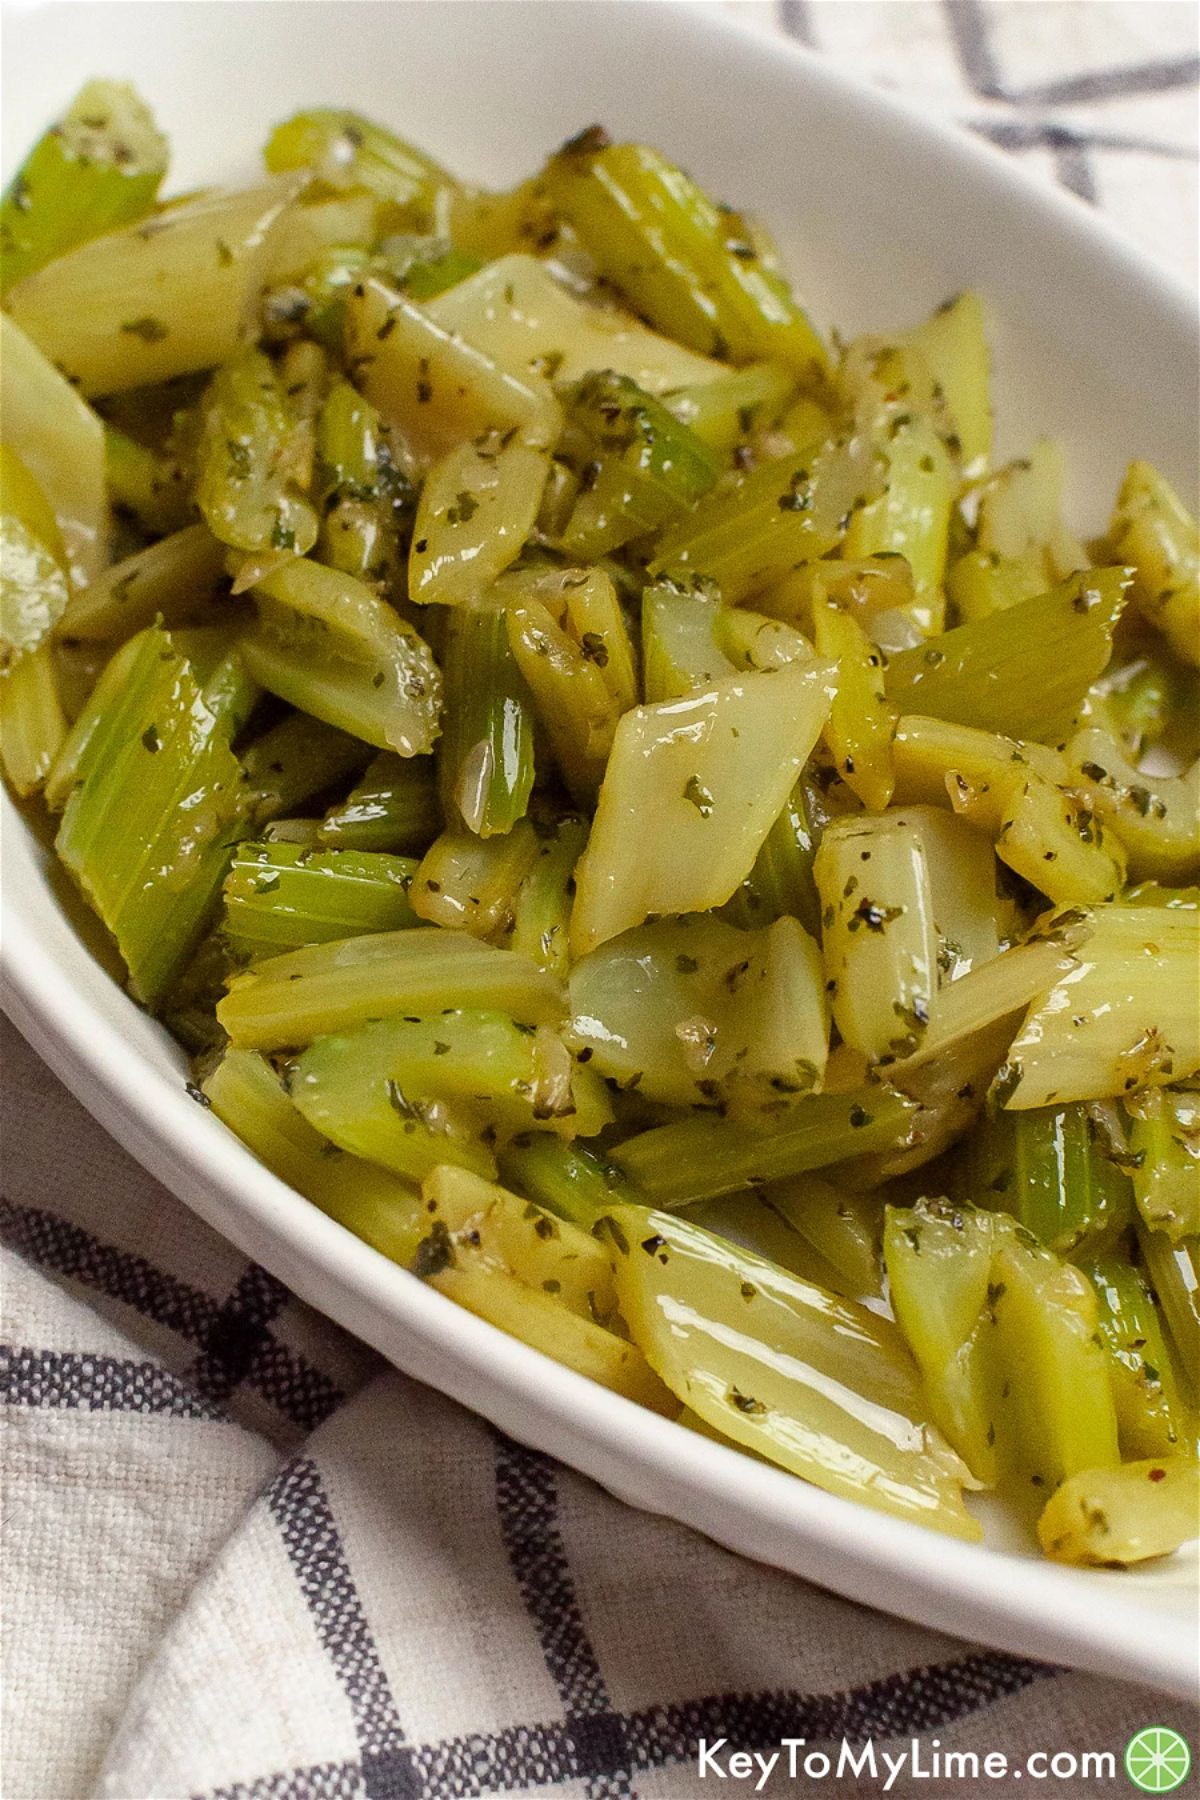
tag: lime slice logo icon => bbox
[1125,1726,1192,1793]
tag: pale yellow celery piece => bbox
[426,252,726,396]
[571,660,836,956]
[813,814,938,1066]
[1067,727,1200,884]
[345,274,560,472]
[421,1165,617,1323]
[57,526,227,644]
[891,714,1070,808]
[408,437,548,606]
[411,820,541,940]
[906,290,992,477]
[811,585,896,811]
[604,1202,980,1539]
[0,641,67,795]
[884,805,1000,979]
[560,569,638,714]
[504,590,623,802]
[1038,1459,1200,1566]
[976,440,1089,581]
[895,935,1082,1075]
[1109,459,1199,667]
[429,1262,679,1414]
[264,190,379,282]
[0,313,106,586]
[1000,905,1200,1108]
[567,914,827,1114]
[984,772,1128,907]
[217,927,564,1050]
[5,176,304,396]
[1,446,70,666]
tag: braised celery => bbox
[221,840,418,958]
[1,81,167,292]
[1038,1459,1200,1566]
[1084,1254,1190,1459]
[437,605,535,835]
[1109,461,1199,667]
[1126,1088,1200,1242]
[318,751,441,855]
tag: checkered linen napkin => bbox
[3,7,1198,1798]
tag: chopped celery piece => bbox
[426,252,726,397]
[546,140,828,379]
[263,189,377,282]
[421,1165,618,1322]
[989,1221,1120,1489]
[989,769,1127,907]
[6,177,303,396]
[104,424,193,536]
[173,629,259,739]
[242,711,371,824]
[814,814,938,1066]
[438,605,535,836]
[975,441,1088,585]
[1,445,70,666]
[1068,727,1200,884]
[570,661,836,955]
[291,1010,604,1181]
[1000,905,1200,1108]
[0,313,106,587]
[1127,1088,1200,1242]
[319,750,440,855]
[503,583,623,802]
[241,557,441,755]
[54,625,247,1006]
[264,108,451,226]
[883,1199,999,1482]
[428,1259,677,1412]
[610,1085,918,1206]
[885,569,1130,745]
[202,1046,425,1265]
[498,1135,637,1230]
[891,712,1069,809]
[811,586,896,811]
[221,840,418,957]
[767,1177,883,1300]
[345,276,560,470]
[884,804,1001,981]
[510,815,588,978]
[906,291,992,476]
[314,379,410,584]
[946,548,1047,623]
[408,436,548,606]
[217,927,564,1049]
[568,915,827,1117]
[640,581,735,704]
[0,641,67,795]
[1109,460,1199,668]
[649,433,878,606]
[57,525,227,644]
[1037,1458,1200,1566]
[1137,1228,1199,1396]
[1,81,167,293]
[196,349,319,556]
[410,821,541,939]
[558,370,720,559]
[728,778,823,939]
[1084,1255,1190,1459]
[602,1202,979,1537]
[662,361,796,453]
[963,1101,1134,1256]
[684,1192,853,1294]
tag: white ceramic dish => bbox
[3,0,1197,1699]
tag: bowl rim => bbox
[2,0,1197,1700]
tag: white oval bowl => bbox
[3,0,1197,1699]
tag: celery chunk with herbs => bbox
[510,815,588,978]
[54,625,247,1006]
[558,370,721,559]
[1084,1254,1190,1460]
[1038,1458,1199,1566]
[217,927,564,1049]
[438,605,535,836]
[319,751,440,855]
[603,1202,979,1537]
[498,1135,637,1230]
[1,81,167,293]
[221,840,419,958]
[885,569,1129,745]
[265,108,451,228]
[963,1101,1134,1256]
[0,313,106,587]
[1126,1088,1200,1242]
[0,641,67,796]
[610,1085,917,1206]
[57,525,227,645]
[203,1046,425,1265]
[241,711,372,825]
[1109,460,1199,668]
[196,349,319,557]
[547,139,828,379]
[1,445,70,667]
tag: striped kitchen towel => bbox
[3,4,1198,1796]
